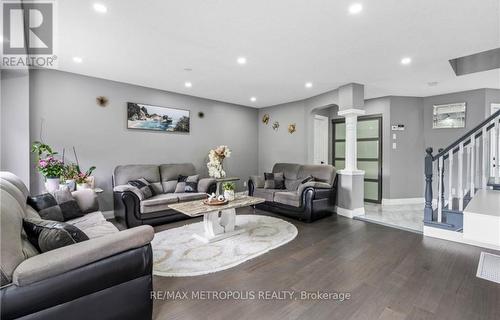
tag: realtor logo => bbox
[2,0,57,68]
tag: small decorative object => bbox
[127,102,190,133]
[222,182,235,201]
[96,96,109,107]
[62,162,79,191]
[288,123,296,134]
[31,141,64,192]
[262,114,270,125]
[198,111,205,118]
[433,102,466,129]
[203,194,228,206]
[272,121,280,130]
[207,145,231,179]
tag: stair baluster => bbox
[448,150,453,210]
[424,148,434,222]
[458,143,464,211]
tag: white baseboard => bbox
[382,198,424,205]
[102,210,115,220]
[336,206,365,219]
[423,226,500,251]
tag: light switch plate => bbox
[392,142,397,149]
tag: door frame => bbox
[332,114,383,203]
[313,114,329,164]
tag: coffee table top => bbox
[168,194,265,217]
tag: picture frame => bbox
[127,102,190,133]
[432,102,466,129]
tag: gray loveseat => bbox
[113,163,216,228]
[248,163,337,222]
[0,171,155,320]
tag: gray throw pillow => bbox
[128,178,155,199]
[28,191,84,222]
[264,172,285,189]
[176,175,199,193]
[23,218,89,253]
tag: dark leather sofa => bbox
[248,163,337,222]
[113,163,216,227]
[0,171,155,320]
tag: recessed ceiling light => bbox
[183,68,192,72]
[72,56,83,63]
[250,97,257,102]
[237,57,247,65]
[93,3,107,13]
[401,57,412,65]
[305,82,313,88]
[348,3,363,15]
[184,81,192,88]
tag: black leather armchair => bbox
[1,228,154,320]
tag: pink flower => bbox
[39,160,47,167]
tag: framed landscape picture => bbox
[127,102,190,133]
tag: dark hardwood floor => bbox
[152,208,500,320]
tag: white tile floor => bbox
[355,203,424,233]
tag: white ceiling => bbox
[56,0,500,107]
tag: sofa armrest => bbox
[198,178,216,193]
[249,175,264,188]
[12,225,154,286]
[297,181,332,195]
[113,184,144,200]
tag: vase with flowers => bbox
[32,141,64,192]
[207,145,231,179]
[222,182,235,201]
[62,162,79,191]
[75,166,96,190]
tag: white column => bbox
[338,109,366,173]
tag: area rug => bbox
[152,215,298,277]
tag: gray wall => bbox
[389,97,424,199]
[258,100,307,173]
[29,69,259,211]
[423,89,487,152]
[1,70,31,185]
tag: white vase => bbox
[224,190,235,201]
[77,183,91,191]
[45,178,60,193]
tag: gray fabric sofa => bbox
[248,163,337,222]
[113,163,216,228]
[0,171,155,320]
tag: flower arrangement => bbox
[37,156,64,178]
[222,182,235,191]
[74,166,96,184]
[31,141,64,178]
[62,163,79,180]
[207,145,231,179]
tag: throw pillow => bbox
[128,178,156,199]
[264,172,285,189]
[175,175,199,193]
[23,218,89,253]
[28,191,84,222]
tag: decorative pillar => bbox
[339,109,365,172]
[336,108,366,218]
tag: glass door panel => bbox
[332,115,382,203]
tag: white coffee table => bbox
[168,195,264,243]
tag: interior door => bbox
[313,115,329,164]
[332,115,383,203]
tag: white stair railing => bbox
[424,110,500,226]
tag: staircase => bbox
[423,110,500,249]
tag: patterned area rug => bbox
[152,215,298,277]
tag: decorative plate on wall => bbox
[262,114,270,125]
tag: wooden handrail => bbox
[433,109,500,161]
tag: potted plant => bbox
[62,163,79,191]
[222,182,235,201]
[75,166,96,190]
[31,141,64,192]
